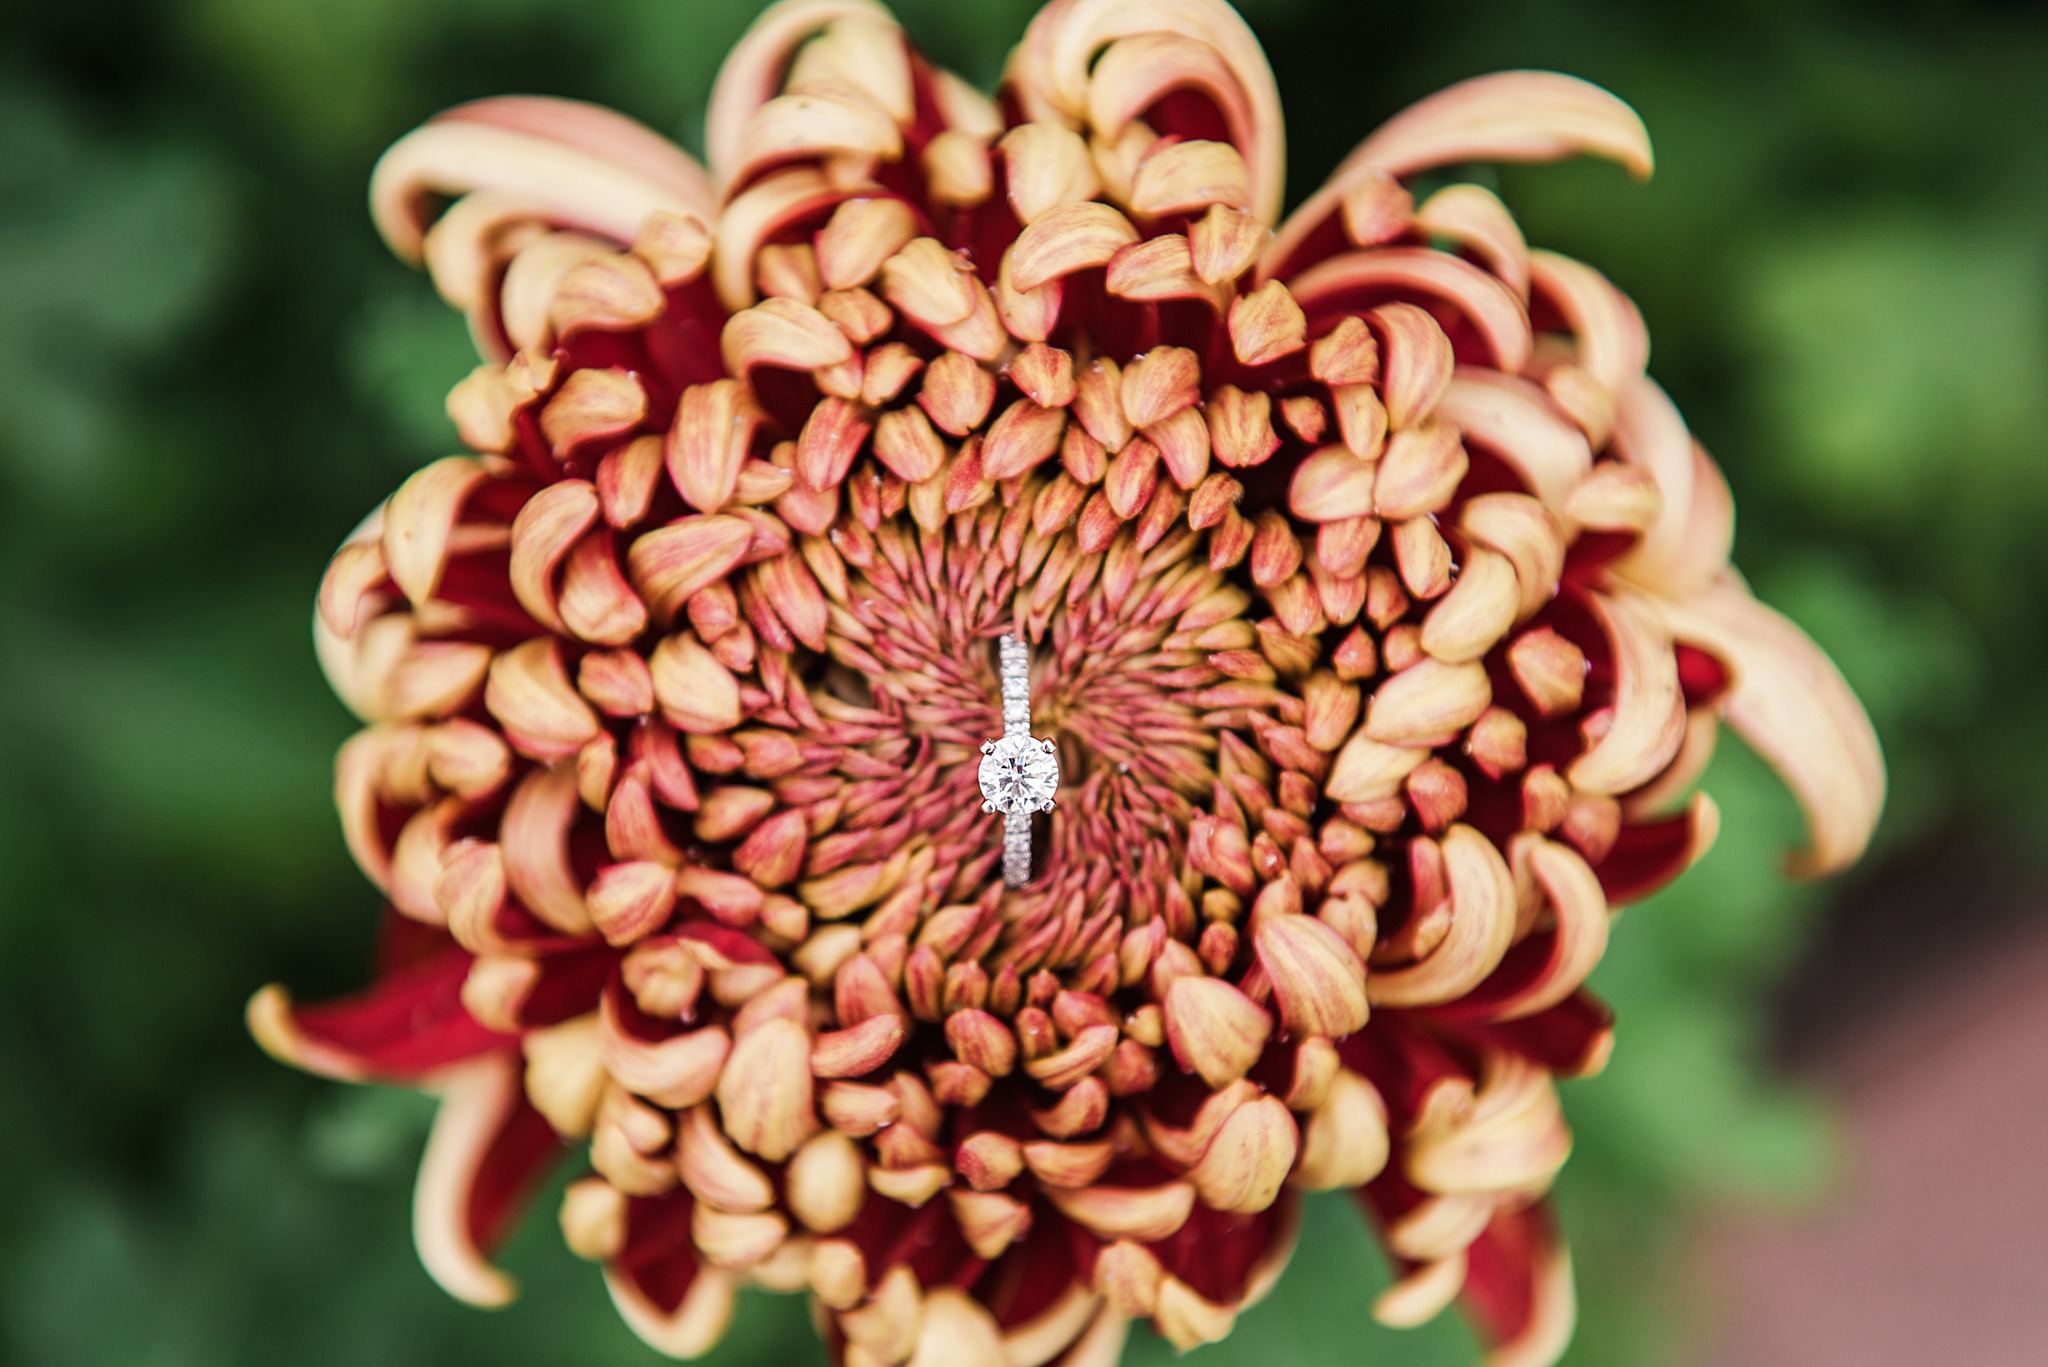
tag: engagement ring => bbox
[980,634,1058,887]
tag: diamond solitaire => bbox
[980,734,1059,812]
[982,634,1058,886]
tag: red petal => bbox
[1593,807,1695,904]
[974,1206,1090,1331]
[1336,1014,1474,1131]
[250,939,511,1083]
[414,1052,566,1306]
[614,1188,703,1313]
[1145,1188,1294,1307]
[606,1186,736,1356]
[837,1191,982,1293]
[1427,991,1615,1080]
[1461,1202,1576,1365]
[1675,643,1729,706]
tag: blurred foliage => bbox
[3,0,2046,1364]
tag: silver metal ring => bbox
[979,634,1058,887]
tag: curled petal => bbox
[246,942,511,1083]
[713,166,846,311]
[602,998,732,1110]
[333,725,404,891]
[1527,250,1648,398]
[1267,73,1647,282]
[1107,234,1228,310]
[422,193,556,323]
[501,762,594,935]
[1567,588,1685,797]
[1407,1054,1571,1195]
[1486,836,1610,1021]
[786,10,914,123]
[717,1017,818,1161]
[1369,823,1516,1007]
[390,797,466,924]
[997,1282,1101,1367]
[509,481,600,632]
[1045,1180,1196,1243]
[1020,0,1286,223]
[817,196,917,291]
[1133,139,1253,218]
[909,1286,1010,1367]
[1415,184,1529,299]
[727,89,904,193]
[1459,493,1564,622]
[371,96,713,265]
[603,1254,737,1358]
[1254,913,1368,1037]
[1327,731,1429,803]
[1650,575,1884,877]
[1001,123,1104,225]
[1288,249,1531,374]
[628,516,755,624]
[413,1051,565,1307]
[1419,548,1518,664]
[1462,1203,1577,1367]
[1163,975,1271,1086]
[383,457,488,607]
[705,0,901,186]
[1348,70,1651,183]
[1604,375,1704,584]
[670,381,770,517]
[721,296,854,383]
[1365,659,1492,746]
[319,538,390,641]
[1436,370,1590,510]
[1186,1095,1297,1213]
[1012,202,1141,292]
[487,638,601,760]
[1374,1252,1466,1329]
[1290,1067,1389,1190]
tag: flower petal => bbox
[1525,250,1647,398]
[705,0,904,188]
[1414,185,1529,300]
[1595,791,1719,906]
[1367,823,1517,1007]
[604,1190,740,1355]
[371,98,712,331]
[1288,248,1532,374]
[1460,1202,1577,1367]
[246,936,511,1083]
[1266,73,1648,281]
[1013,0,1286,223]
[1566,586,1685,796]
[1649,573,1885,877]
[1608,376,1735,598]
[1141,1189,1300,1348]
[413,1051,568,1307]
[1435,369,1590,510]
[1351,71,1649,179]
[1429,991,1615,1080]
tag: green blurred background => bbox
[4,0,2045,1362]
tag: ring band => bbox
[980,634,1059,887]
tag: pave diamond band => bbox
[999,634,1031,738]
[981,635,1057,887]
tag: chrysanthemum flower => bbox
[249,2,1885,1363]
